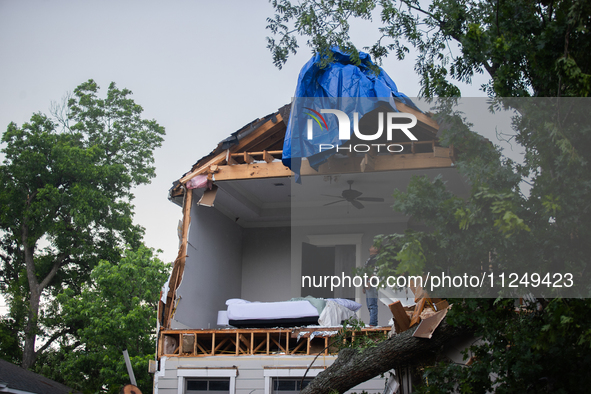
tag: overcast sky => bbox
[0,0,496,310]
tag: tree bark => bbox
[21,221,64,369]
[301,320,471,394]
[21,221,39,370]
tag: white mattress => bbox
[227,300,319,321]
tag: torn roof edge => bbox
[168,103,291,200]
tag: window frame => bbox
[177,368,237,394]
[263,368,325,394]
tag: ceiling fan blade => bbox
[343,189,363,200]
[351,200,365,209]
[357,197,384,202]
[324,199,346,206]
[321,194,345,199]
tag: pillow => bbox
[225,298,250,306]
[328,298,362,312]
[290,296,326,315]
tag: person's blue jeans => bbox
[366,289,378,326]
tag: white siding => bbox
[156,355,387,394]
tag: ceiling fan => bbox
[322,180,384,209]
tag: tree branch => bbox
[399,0,443,25]
[39,254,66,291]
[35,326,74,356]
[301,320,472,394]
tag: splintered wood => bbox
[388,277,450,336]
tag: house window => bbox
[177,368,237,394]
[186,378,230,393]
[263,367,324,394]
[272,377,313,393]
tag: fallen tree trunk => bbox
[301,320,471,394]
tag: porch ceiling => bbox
[195,167,469,228]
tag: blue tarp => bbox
[282,47,418,180]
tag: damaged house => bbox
[154,51,470,394]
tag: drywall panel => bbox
[241,227,291,302]
[173,195,243,329]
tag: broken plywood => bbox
[413,308,448,339]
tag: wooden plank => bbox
[239,333,250,355]
[227,154,238,165]
[180,189,192,259]
[243,152,254,164]
[235,115,285,153]
[360,153,375,172]
[271,336,285,352]
[163,189,193,328]
[213,152,453,181]
[389,301,411,333]
[211,332,215,356]
[242,127,285,154]
[413,308,448,339]
[176,190,192,278]
[179,150,228,184]
[214,337,230,352]
[213,161,292,180]
[396,102,439,132]
[434,299,450,311]
[263,150,274,163]
[230,150,283,157]
[253,338,266,354]
[291,339,307,354]
[433,146,451,158]
[266,332,270,355]
[157,333,164,359]
[410,298,426,327]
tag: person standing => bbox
[362,246,379,326]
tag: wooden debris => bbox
[434,299,450,311]
[389,301,411,333]
[410,297,426,327]
[413,308,448,339]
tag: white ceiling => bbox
[206,167,469,228]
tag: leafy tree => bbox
[267,1,591,393]
[0,80,165,369]
[35,246,169,394]
[267,0,590,97]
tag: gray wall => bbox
[241,227,292,302]
[172,194,409,328]
[291,222,407,327]
[173,194,243,329]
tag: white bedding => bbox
[227,300,319,321]
[317,300,355,326]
